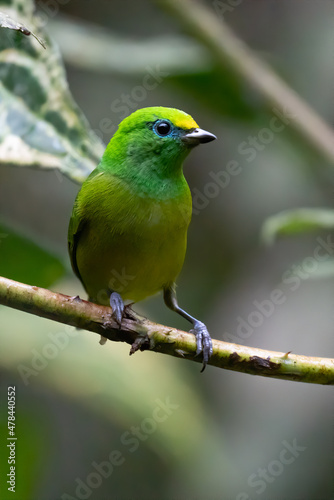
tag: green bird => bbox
[68,106,216,369]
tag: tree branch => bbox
[0,276,333,385]
[155,0,334,164]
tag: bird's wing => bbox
[68,203,87,285]
[68,169,108,287]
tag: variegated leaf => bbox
[0,0,104,184]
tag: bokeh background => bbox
[0,0,334,499]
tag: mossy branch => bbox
[0,276,333,385]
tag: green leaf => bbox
[261,208,334,244]
[0,224,65,287]
[0,0,104,184]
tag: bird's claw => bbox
[110,291,125,326]
[190,320,213,372]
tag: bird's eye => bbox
[154,120,172,137]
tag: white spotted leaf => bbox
[0,0,104,183]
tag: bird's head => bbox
[102,107,216,179]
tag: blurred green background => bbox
[0,0,333,499]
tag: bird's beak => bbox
[182,128,217,146]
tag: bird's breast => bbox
[77,187,192,304]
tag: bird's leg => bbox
[163,286,213,371]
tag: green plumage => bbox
[68,106,216,367]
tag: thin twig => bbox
[0,276,333,384]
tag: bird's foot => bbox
[190,320,213,372]
[100,292,125,345]
[110,291,125,326]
